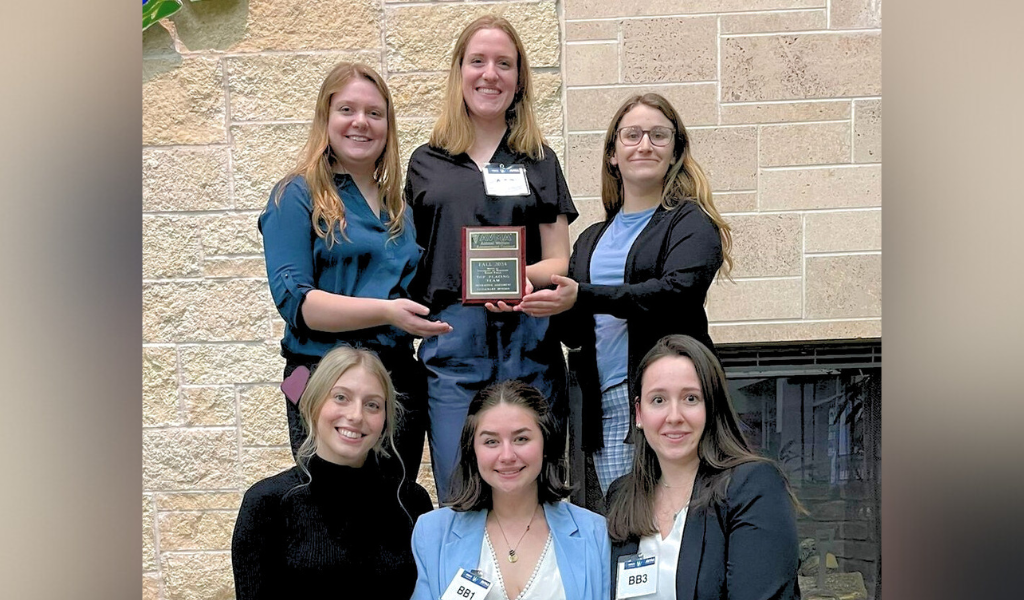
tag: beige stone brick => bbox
[143,346,180,427]
[200,213,264,256]
[143,21,177,57]
[547,136,566,168]
[227,52,381,122]
[389,73,447,120]
[142,572,160,600]
[830,0,882,29]
[721,100,851,125]
[853,99,881,163]
[157,491,244,512]
[566,133,604,198]
[805,254,881,318]
[143,428,239,490]
[182,386,236,427]
[721,10,827,34]
[386,2,560,73]
[710,318,881,344]
[623,17,716,83]
[760,165,880,210]
[174,0,379,53]
[566,0,822,19]
[143,147,231,212]
[143,56,225,145]
[398,118,436,168]
[143,495,156,571]
[706,278,803,321]
[143,215,203,280]
[566,43,618,86]
[715,191,757,213]
[204,257,267,279]
[272,317,287,340]
[567,83,717,131]
[143,280,270,343]
[728,214,803,278]
[242,447,296,487]
[759,121,851,167]
[179,343,283,385]
[161,552,233,600]
[569,197,605,243]
[158,511,237,551]
[722,33,881,102]
[566,20,618,41]
[231,123,310,210]
[804,209,881,252]
[688,127,758,191]
[534,72,564,137]
[240,385,289,446]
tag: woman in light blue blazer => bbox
[412,381,609,600]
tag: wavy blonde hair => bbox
[273,62,405,247]
[601,93,733,279]
[430,15,546,160]
[295,346,402,477]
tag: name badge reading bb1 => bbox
[616,554,657,599]
[483,163,530,196]
[461,226,526,305]
[441,568,491,600]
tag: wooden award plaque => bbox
[461,226,526,305]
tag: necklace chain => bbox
[492,506,539,564]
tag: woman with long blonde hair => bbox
[232,346,434,598]
[404,16,577,503]
[260,61,450,476]
[517,93,733,497]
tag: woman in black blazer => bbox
[606,334,800,600]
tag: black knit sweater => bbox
[231,453,434,599]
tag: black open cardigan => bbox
[554,200,722,452]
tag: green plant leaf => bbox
[143,0,183,31]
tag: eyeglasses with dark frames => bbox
[615,126,675,147]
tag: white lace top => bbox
[477,530,566,600]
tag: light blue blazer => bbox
[411,501,610,600]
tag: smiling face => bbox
[636,356,707,468]
[326,77,388,176]
[610,104,676,196]
[460,28,519,125]
[473,402,544,498]
[314,365,386,467]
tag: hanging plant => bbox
[143,0,204,31]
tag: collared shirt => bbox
[404,136,578,309]
[259,173,421,358]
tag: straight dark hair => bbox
[606,335,802,541]
[448,380,571,511]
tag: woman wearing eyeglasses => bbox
[515,93,733,496]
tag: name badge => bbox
[441,568,491,600]
[483,163,530,196]
[616,554,657,599]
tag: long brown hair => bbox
[601,93,733,279]
[272,62,405,247]
[429,15,546,160]
[447,380,571,510]
[606,335,801,541]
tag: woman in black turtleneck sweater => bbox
[231,346,434,599]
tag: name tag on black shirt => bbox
[482,163,530,196]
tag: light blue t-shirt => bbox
[590,206,657,391]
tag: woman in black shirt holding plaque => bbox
[404,15,577,503]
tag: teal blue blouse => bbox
[259,174,422,359]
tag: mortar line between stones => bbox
[850,100,857,162]
[557,0,568,154]
[565,9,832,22]
[709,316,879,326]
[801,210,807,319]
[760,163,879,171]
[723,28,881,38]
[826,0,832,28]
[722,96,881,105]
[379,0,389,79]
[716,16,722,125]
[723,207,880,217]
[755,123,761,210]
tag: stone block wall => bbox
[142,1,880,598]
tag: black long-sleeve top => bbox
[554,200,723,452]
[231,453,434,599]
